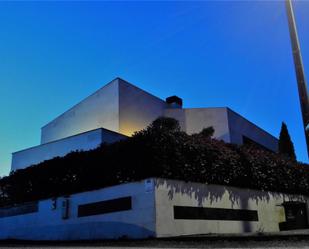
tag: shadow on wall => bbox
[155,178,306,233]
[156,178,305,206]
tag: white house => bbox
[11,78,278,171]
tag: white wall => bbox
[13,78,167,171]
[0,178,307,240]
[40,78,277,151]
[41,79,120,144]
[165,107,278,151]
[164,108,231,142]
[0,180,156,240]
[11,129,126,171]
[154,179,307,237]
[227,109,278,152]
[163,108,186,131]
[41,78,167,142]
[119,79,167,136]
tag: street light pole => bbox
[285,0,309,158]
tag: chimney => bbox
[166,96,183,109]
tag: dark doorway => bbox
[279,201,309,231]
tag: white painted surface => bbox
[40,77,277,154]
[164,107,278,151]
[0,180,156,240]
[41,79,120,144]
[154,179,306,237]
[11,129,126,171]
[0,178,308,240]
[41,78,167,142]
[227,109,278,152]
[119,79,166,136]
[164,108,231,142]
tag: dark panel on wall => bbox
[174,206,258,221]
[78,196,132,217]
[0,202,38,218]
[279,202,309,231]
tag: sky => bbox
[0,0,308,177]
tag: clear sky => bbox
[0,1,308,177]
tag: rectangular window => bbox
[0,202,38,218]
[174,206,258,221]
[78,196,132,217]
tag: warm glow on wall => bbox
[119,122,146,137]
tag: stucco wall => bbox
[41,78,167,142]
[0,180,156,240]
[163,108,187,132]
[164,108,231,142]
[0,178,307,240]
[227,109,278,152]
[41,79,120,144]
[154,179,307,237]
[40,78,277,151]
[165,107,278,151]
[119,79,167,136]
[11,128,126,171]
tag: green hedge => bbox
[0,117,308,207]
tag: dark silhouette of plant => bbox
[279,122,296,160]
[196,127,215,139]
[0,117,307,207]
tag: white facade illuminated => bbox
[11,77,278,171]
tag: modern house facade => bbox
[0,178,307,240]
[3,78,305,240]
[11,77,278,171]
[12,128,127,171]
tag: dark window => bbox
[279,202,309,231]
[174,206,258,221]
[0,202,38,218]
[78,196,132,217]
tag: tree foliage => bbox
[279,122,296,160]
[0,117,308,207]
[192,126,215,139]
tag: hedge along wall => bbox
[0,117,308,207]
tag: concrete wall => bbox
[41,79,120,144]
[14,78,167,171]
[40,77,277,151]
[12,128,126,171]
[227,109,278,152]
[164,108,231,142]
[185,108,230,142]
[0,178,307,240]
[118,79,167,136]
[163,108,187,131]
[0,180,156,240]
[165,107,278,151]
[41,78,167,142]
[154,179,306,237]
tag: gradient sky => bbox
[0,1,308,177]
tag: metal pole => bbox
[285,0,309,158]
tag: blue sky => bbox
[0,1,308,176]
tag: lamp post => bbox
[285,0,309,158]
